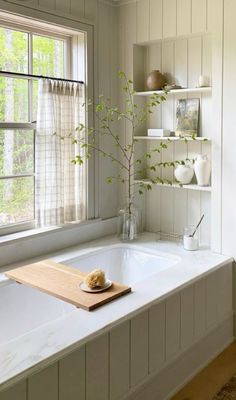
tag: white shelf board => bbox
[134,179,212,192]
[134,87,212,96]
[134,136,210,141]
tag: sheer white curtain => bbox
[36,79,86,227]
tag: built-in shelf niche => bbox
[132,33,212,247]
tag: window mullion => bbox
[28,31,33,123]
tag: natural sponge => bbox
[85,268,106,289]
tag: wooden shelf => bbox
[134,136,210,142]
[134,87,212,96]
[134,179,212,192]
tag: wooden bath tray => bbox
[5,260,131,311]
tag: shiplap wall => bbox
[0,263,233,400]
[118,0,223,249]
[133,36,212,245]
[0,0,118,220]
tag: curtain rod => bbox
[0,70,84,84]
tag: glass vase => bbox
[118,204,140,241]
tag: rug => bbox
[213,375,236,399]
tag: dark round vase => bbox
[146,70,166,90]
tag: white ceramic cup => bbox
[183,226,199,251]
[198,75,209,87]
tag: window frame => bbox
[0,20,84,236]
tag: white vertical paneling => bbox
[206,272,219,329]
[147,43,162,74]
[194,278,207,338]
[59,347,85,400]
[173,188,187,235]
[217,264,233,320]
[130,311,149,387]
[137,0,149,43]
[150,0,162,41]
[161,187,174,233]
[209,0,223,253]
[0,381,27,400]
[181,286,194,349]
[166,293,180,361]
[160,142,174,234]
[125,2,137,77]
[38,0,55,9]
[202,35,212,86]
[192,0,207,33]
[147,43,162,128]
[85,0,98,21]
[188,36,202,88]
[98,2,118,219]
[175,39,188,87]
[70,0,85,18]
[200,192,211,246]
[222,0,236,257]
[187,191,201,227]
[55,0,70,13]
[28,364,58,400]
[86,334,109,400]
[162,40,174,84]
[110,321,130,400]
[187,141,201,226]
[146,188,161,232]
[149,301,166,373]
[163,0,177,38]
[177,0,191,36]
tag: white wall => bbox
[117,0,221,249]
[0,0,118,220]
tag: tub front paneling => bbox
[217,264,233,319]
[194,279,207,339]
[0,265,233,400]
[181,286,194,349]
[28,364,58,400]
[0,381,27,400]
[166,293,181,361]
[206,272,219,329]
[86,333,109,400]
[149,302,166,373]
[59,346,85,400]
[110,321,130,400]
[130,311,149,387]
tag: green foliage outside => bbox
[0,26,64,227]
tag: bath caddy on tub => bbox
[5,260,131,311]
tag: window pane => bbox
[0,77,28,122]
[0,27,28,73]
[33,35,64,78]
[0,176,34,226]
[0,130,34,176]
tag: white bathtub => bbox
[0,243,178,347]
[62,244,180,285]
[0,234,233,391]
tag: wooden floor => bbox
[171,342,236,400]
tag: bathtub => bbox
[0,233,233,398]
[0,244,178,348]
[62,244,180,285]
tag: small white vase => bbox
[194,155,211,186]
[174,164,194,184]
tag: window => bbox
[0,23,71,234]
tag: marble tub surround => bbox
[0,233,233,391]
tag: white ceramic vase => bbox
[194,155,211,186]
[174,164,194,185]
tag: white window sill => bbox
[0,219,102,247]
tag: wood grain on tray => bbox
[5,259,131,311]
